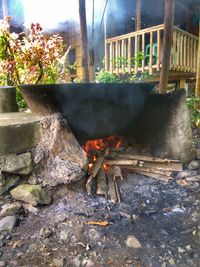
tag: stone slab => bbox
[0,112,44,156]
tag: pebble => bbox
[53,258,65,267]
[125,235,142,249]
[178,247,186,254]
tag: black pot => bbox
[19,83,155,142]
[0,86,18,113]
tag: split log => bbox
[107,168,118,203]
[86,148,109,194]
[114,179,121,203]
[113,166,123,180]
[113,166,122,203]
[132,170,171,182]
[135,161,182,171]
[104,159,138,166]
[104,158,182,171]
[96,166,107,197]
[124,166,173,177]
[109,153,181,163]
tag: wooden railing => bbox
[105,24,198,75]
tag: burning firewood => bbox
[86,148,109,194]
[96,166,107,197]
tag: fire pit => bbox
[19,83,155,142]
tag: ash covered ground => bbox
[0,169,200,267]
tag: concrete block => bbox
[0,113,44,156]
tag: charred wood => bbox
[86,148,109,194]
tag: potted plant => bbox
[0,18,18,112]
[0,20,74,112]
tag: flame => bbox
[84,135,123,158]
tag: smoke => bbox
[22,0,79,30]
[2,0,24,26]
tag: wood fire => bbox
[83,135,183,203]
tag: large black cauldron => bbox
[19,83,154,142]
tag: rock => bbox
[175,170,198,179]
[0,202,22,218]
[1,152,33,175]
[0,175,20,195]
[188,160,199,170]
[195,149,200,160]
[0,172,5,187]
[125,235,142,249]
[23,204,39,214]
[0,215,17,231]
[0,260,6,267]
[10,184,51,206]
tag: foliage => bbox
[16,87,27,109]
[96,53,150,83]
[187,95,200,128]
[0,20,74,86]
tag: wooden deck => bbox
[105,24,198,80]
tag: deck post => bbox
[159,0,175,93]
[79,0,90,82]
[195,21,200,109]
[135,0,142,31]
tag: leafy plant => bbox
[96,52,150,83]
[187,95,200,128]
[0,21,74,86]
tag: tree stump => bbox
[32,113,88,186]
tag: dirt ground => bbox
[0,128,200,267]
[0,170,200,266]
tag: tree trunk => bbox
[88,0,95,82]
[79,0,90,82]
[159,0,175,93]
[195,21,200,109]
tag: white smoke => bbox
[22,0,107,30]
